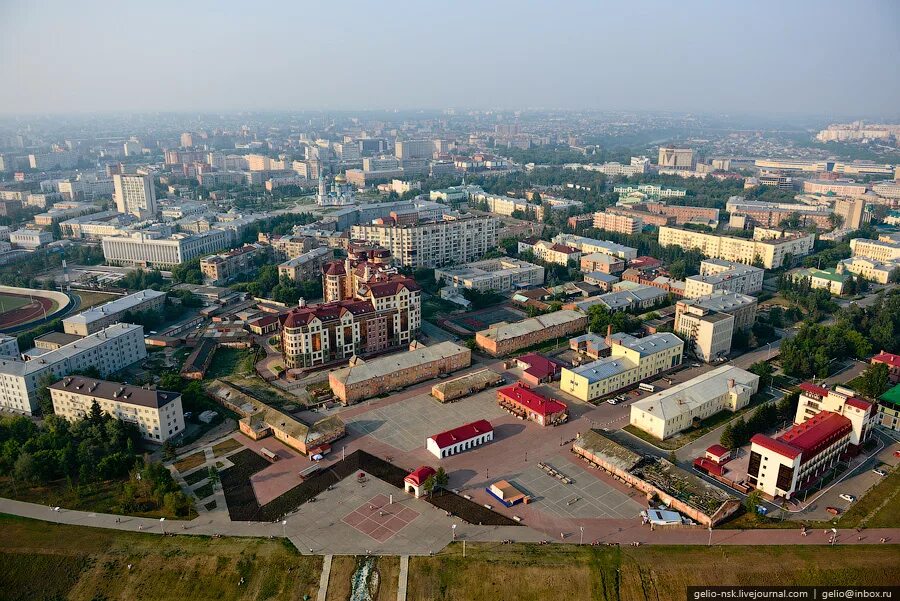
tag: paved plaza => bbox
[512,460,643,520]
[343,390,506,452]
[342,493,420,542]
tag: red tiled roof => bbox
[872,351,900,369]
[550,243,579,254]
[248,314,281,328]
[779,411,852,461]
[364,278,420,298]
[693,457,724,476]
[799,382,829,397]
[282,300,375,328]
[845,397,872,412]
[429,419,493,449]
[322,261,346,276]
[629,256,662,270]
[497,383,567,417]
[516,353,561,380]
[405,466,436,487]
[706,444,729,459]
[751,433,801,460]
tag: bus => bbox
[638,383,656,393]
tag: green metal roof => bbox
[879,384,900,408]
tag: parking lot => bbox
[343,389,507,452]
[511,460,643,520]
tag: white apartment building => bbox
[10,229,53,249]
[592,211,643,234]
[613,184,687,199]
[0,323,147,415]
[630,366,759,440]
[565,157,650,177]
[658,226,814,269]
[837,256,898,284]
[473,192,543,220]
[553,233,638,260]
[673,302,735,362]
[435,258,544,292]
[684,259,764,298]
[114,173,157,219]
[51,377,184,443]
[350,214,498,268]
[63,289,166,336]
[561,332,684,402]
[102,230,231,268]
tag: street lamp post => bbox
[708,526,712,546]
[452,524,457,540]
[580,526,584,545]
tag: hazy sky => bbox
[1,0,898,117]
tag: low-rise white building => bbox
[684,259,764,298]
[629,366,759,440]
[10,228,53,249]
[435,258,544,292]
[62,289,166,336]
[50,377,184,443]
[673,303,735,362]
[426,419,494,459]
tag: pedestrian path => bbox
[397,555,409,601]
[316,555,332,601]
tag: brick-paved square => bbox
[343,390,507,451]
[341,494,421,542]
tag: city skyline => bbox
[1,0,899,117]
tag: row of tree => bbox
[719,391,799,450]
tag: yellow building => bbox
[658,226,814,269]
[560,332,683,401]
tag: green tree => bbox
[35,372,56,415]
[433,467,449,495]
[744,490,762,517]
[855,363,889,399]
[749,361,774,390]
[88,400,103,425]
[720,422,736,450]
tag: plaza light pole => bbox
[708,526,712,547]
[580,526,584,545]
[452,524,457,541]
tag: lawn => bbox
[174,451,207,473]
[213,437,244,457]
[409,542,900,600]
[74,290,120,310]
[0,292,32,313]
[0,476,194,519]
[183,468,211,486]
[206,347,256,379]
[0,513,322,601]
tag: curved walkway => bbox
[2,495,898,554]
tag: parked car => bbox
[825,506,842,516]
[839,493,856,503]
[873,468,887,477]
[606,398,618,405]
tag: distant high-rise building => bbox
[113,173,157,219]
[396,140,432,160]
[657,146,694,170]
[180,132,194,148]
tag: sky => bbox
[1,0,899,117]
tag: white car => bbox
[872,468,887,477]
[606,398,618,405]
[839,493,856,503]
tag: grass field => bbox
[326,556,399,601]
[74,290,120,310]
[0,292,32,313]
[174,451,207,474]
[213,438,244,457]
[0,476,193,519]
[409,543,900,601]
[0,514,322,601]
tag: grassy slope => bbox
[0,514,321,601]
[409,542,900,601]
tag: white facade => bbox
[10,229,53,249]
[630,366,759,440]
[0,323,146,415]
[674,304,735,362]
[684,259,764,298]
[658,227,814,269]
[0,335,19,357]
[51,377,184,443]
[114,173,157,219]
[63,289,166,336]
[435,258,544,292]
[102,230,231,268]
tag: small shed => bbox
[404,466,436,498]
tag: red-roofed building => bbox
[427,420,494,459]
[497,383,568,426]
[519,239,583,266]
[515,353,563,385]
[872,350,900,383]
[404,466,436,498]
[748,410,853,499]
[705,444,732,465]
[629,256,663,271]
[795,382,874,449]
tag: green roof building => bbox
[878,384,900,432]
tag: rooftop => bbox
[331,342,469,387]
[62,289,165,326]
[50,377,179,409]
[429,419,493,449]
[497,383,567,417]
[477,310,584,342]
[631,366,759,420]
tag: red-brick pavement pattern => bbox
[342,494,420,542]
